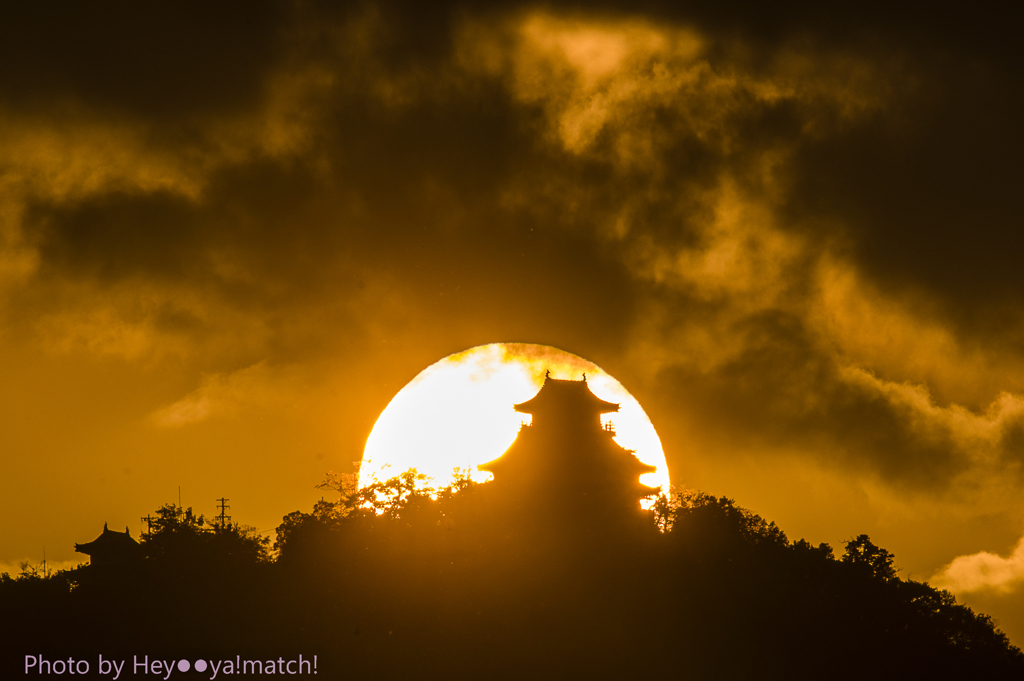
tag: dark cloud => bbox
[652,312,969,490]
[788,64,1024,327]
[0,0,288,117]
[7,0,1020,478]
[31,190,206,283]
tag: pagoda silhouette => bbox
[74,522,143,568]
[479,373,659,532]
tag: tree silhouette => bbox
[842,533,898,582]
[141,502,270,569]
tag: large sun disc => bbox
[360,343,670,498]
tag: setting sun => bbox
[359,343,671,496]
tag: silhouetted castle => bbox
[480,375,658,528]
[74,522,143,567]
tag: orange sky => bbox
[2,0,1024,644]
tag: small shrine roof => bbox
[74,523,140,556]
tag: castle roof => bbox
[481,374,657,501]
[513,375,619,416]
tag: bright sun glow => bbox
[360,343,671,501]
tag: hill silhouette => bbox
[5,482,1023,679]
[3,379,1022,679]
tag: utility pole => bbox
[141,514,157,536]
[215,497,231,529]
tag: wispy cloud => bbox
[150,361,293,427]
[932,536,1024,594]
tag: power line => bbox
[215,497,231,528]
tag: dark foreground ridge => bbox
[4,379,1022,679]
[5,487,1022,680]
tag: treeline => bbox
[3,472,1022,679]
